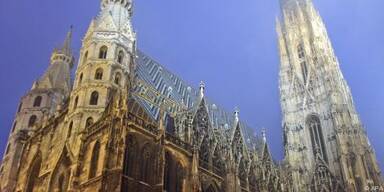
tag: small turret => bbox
[51,26,74,67]
[36,26,74,95]
[100,0,133,16]
[234,107,240,123]
[199,81,205,98]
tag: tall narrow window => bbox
[85,117,94,128]
[117,50,124,64]
[28,115,37,127]
[94,68,103,80]
[99,46,108,59]
[298,44,308,82]
[307,115,328,162]
[5,144,10,155]
[73,96,79,110]
[89,141,100,179]
[140,146,151,183]
[68,121,73,138]
[163,152,184,192]
[90,91,99,105]
[301,61,308,82]
[78,73,83,86]
[26,155,42,192]
[83,51,88,65]
[114,72,121,85]
[33,96,42,107]
[12,121,17,133]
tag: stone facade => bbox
[277,0,382,191]
[0,0,382,192]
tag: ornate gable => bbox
[192,98,211,147]
[95,12,118,32]
[310,149,345,192]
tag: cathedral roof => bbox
[134,50,262,149]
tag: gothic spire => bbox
[279,0,312,11]
[261,128,267,143]
[56,26,73,56]
[199,81,205,98]
[101,0,133,15]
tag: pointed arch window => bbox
[26,155,42,192]
[307,115,328,162]
[33,96,42,107]
[163,152,185,192]
[117,50,125,64]
[68,121,73,138]
[83,51,88,65]
[89,141,100,179]
[114,72,122,85]
[85,117,94,128]
[89,91,99,105]
[140,145,151,183]
[298,44,308,82]
[298,44,305,59]
[301,61,308,82]
[28,115,37,127]
[78,73,83,86]
[95,68,103,80]
[99,46,108,59]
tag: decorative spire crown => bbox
[51,26,74,68]
[234,107,240,122]
[56,26,73,56]
[199,81,205,98]
[101,0,133,14]
[279,0,312,11]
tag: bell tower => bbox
[0,28,74,192]
[277,0,382,191]
[65,0,136,155]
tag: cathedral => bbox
[0,0,382,191]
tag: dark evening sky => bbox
[0,0,383,171]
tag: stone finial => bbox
[199,81,205,98]
[61,25,73,56]
[262,128,267,143]
[101,0,133,14]
[234,107,240,122]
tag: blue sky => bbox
[0,0,383,171]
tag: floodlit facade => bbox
[0,0,382,191]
